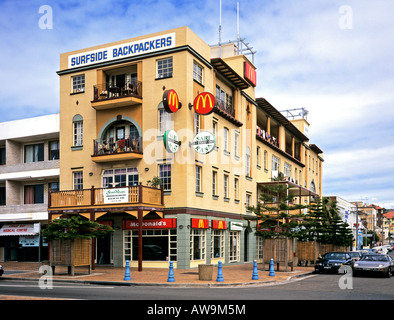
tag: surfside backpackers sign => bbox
[68,33,176,69]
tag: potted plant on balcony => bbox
[146,176,161,188]
[42,216,113,276]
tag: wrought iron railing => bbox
[93,81,142,102]
[93,136,142,156]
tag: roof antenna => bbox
[219,0,222,58]
[237,2,240,54]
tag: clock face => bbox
[163,130,180,153]
[192,131,216,154]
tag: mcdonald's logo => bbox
[244,61,257,87]
[163,89,180,113]
[212,220,228,230]
[193,92,215,115]
[191,218,209,229]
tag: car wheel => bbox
[386,267,392,278]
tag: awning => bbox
[0,224,40,236]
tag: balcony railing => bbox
[215,99,235,118]
[93,81,142,102]
[93,136,142,157]
[49,184,163,209]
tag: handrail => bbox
[93,81,142,102]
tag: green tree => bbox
[42,216,113,241]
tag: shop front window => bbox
[229,231,240,262]
[190,229,206,260]
[212,230,225,259]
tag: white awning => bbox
[0,223,40,236]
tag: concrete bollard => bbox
[167,261,175,282]
[252,260,259,280]
[216,261,224,282]
[269,258,275,277]
[124,260,131,281]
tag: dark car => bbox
[0,264,3,276]
[347,251,362,261]
[353,254,394,278]
[314,252,353,274]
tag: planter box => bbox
[50,238,91,276]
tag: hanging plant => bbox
[42,216,113,241]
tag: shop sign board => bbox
[103,187,129,204]
[19,235,40,247]
[0,224,39,236]
[68,32,176,69]
[212,220,228,230]
[193,92,215,115]
[244,61,257,86]
[123,218,176,229]
[162,89,180,113]
[192,131,216,154]
[230,222,243,231]
[191,218,209,229]
[163,129,181,153]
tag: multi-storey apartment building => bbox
[0,114,59,261]
[50,26,323,270]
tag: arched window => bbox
[72,114,83,147]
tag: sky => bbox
[0,0,393,209]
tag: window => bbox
[272,155,280,172]
[72,74,85,93]
[215,85,233,115]
[49,182,59,191]
[194,113,200,135]
[229,231,240,262]
[159,164,171,191]
[256,147,261,167]
[223,128,229,153]
[195,165,202,193]
[159,109,171,135]
[212,170,218,196]
[224,174,229,199]
[24,143,44,163]
[212,230,225,259]
[234,132,239,157]
[234,177,239,201]
[102,168,139,187]
[24,184,44,204]
[246,193,251,208]
[245,147,251,177]
[157,57,173,79]
[73,171,83,190]
[264,150,268,170]
[0,147,5,165]
[193,61,203,84]
[284,162,292,178]
[72,115,83,147]
[0,187,6,206]
[212,119,218,136]
[49,141,59,160]
[190,229,206,260]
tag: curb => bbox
[0,271,314,288]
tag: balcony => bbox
[92,81,142,110]
[92,136,142,162]
[48,184,163,211]
[213,99,243,127]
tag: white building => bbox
[0,114,59,262]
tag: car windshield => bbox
[324,253,347,260]
[348,252,359,257]
[360,255,388,262]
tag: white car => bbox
[373,246,389,254]
[383,244,392,252]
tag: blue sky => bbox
[1,0,393,208]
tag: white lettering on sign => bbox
[68,33,176,68]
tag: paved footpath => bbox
[1,261,313,287]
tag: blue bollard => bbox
[268,258,275,277]
[167,261,175,282]
[252,260,259,280]
[216,261,224,282]
[124,260,131,281]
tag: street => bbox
[1,271,393,300]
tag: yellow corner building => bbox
[51,26,323,270]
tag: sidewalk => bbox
[0,262,314,287]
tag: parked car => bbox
[314,252,353,274]
[372,246,389,254]
[0,264,3,276]
[383,244,392,252]
[353,254,394,278]
[347,251,362,261]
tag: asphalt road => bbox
[1,272,393,300]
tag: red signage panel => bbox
[244,61,257,87]
[191,218,209,229]
[212,220,228,230]
[123,218,176,229]
[193,92,215,115]
[163,89,180,113]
